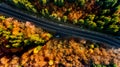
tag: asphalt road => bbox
[0,3,120,47]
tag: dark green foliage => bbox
[41,8,49,16]
[67,0,76,3]
[0,16,5,20]
[100,9,110,15]
[86,14,95,21]
[62,16,67,22]
[102,16,111,24]
[96,64,102,67]
[107,63,117,67]
[91,63,117,67]
[94,14,120,33]
[104,0,115,8]
[107,25,119,33]
[114,4,120,11]
[96,0,118,8]
[39,0,49,5]
[96,0,103,6]
[112,64,117,67]
[77,0,86,7]
[98,16,111,24]
[111,16,119,24]
[96,20,105,26]
[54,0,64,7]
[78,19,84,25]
[87,21,97,29]
[73,19,78,24]
[1,30,25,48]
[84,18,97,29]
[6,0,37,13]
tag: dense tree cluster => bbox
[0,16,52,53]
[0,1,120,67]
[3,0,120,35]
